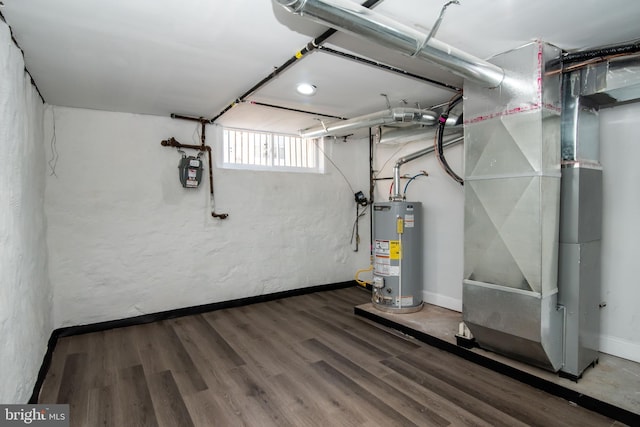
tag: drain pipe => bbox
[276,0,505,89]
[391,134,463,200]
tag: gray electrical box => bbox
[178,155,203,188]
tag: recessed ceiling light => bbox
[296,83,317,96]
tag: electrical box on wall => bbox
[178,155,203,188]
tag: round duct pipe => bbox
[300,107,437,138]
[276,0,505,88]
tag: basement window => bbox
[221,127,324,173]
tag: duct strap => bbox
[412,0,460,57]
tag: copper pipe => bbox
[161,137,206,152]
[161,117,229,219]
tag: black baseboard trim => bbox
[29,280,357,403]
[354,306,639,426]
[29,332,59,404]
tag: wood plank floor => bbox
[38,287,621,426]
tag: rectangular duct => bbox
[557,67,604,378]
[463,41,564,371]
[558,166,601,378]
[569,55,640,108]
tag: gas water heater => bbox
[372,201,423,313]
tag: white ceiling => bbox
[3,0,640,134]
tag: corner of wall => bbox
[0,19,52,403]
[423,290,462,312]
[599,335,640,364]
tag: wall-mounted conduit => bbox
[316,45,461,92]
[209,0,385,124]
[207,0,462,128]
[247,101,347,120]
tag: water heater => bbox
[372,201,423,313]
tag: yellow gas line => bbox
[355,265,373,287]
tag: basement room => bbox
[1,0,639,425]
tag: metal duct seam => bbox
[299,107,437,138]
[275,0,505,88]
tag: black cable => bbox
[369,127,374,255]
[561,40,640,66]
[317,46,460,92]
[248,101,346,120]
[436,94,464,185]
[313,139,355,194]
[351,204,367,251]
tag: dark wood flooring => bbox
[38,287,620,426]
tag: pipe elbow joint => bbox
[275,0,307,12]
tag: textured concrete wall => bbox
[373,138,464,311]
[0,23,51,403]
[599,104,640,363]
[44,107,370,328]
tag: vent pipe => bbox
[391,134,463,200]
[275,0,505,88]
[300,107,437,138]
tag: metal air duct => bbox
[275,0,505,88]
[463,41,564,371]
[300,107,437,138]
[556,62,605,379]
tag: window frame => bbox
[219,127,324,174]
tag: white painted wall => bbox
[0,23,51,403]
[599,103,640,363]
[44,107,370,328]
[37,84,639,370]
[373,135,465,311]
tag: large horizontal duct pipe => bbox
[391,134,463,200]
[300,107,437,138]
[276,0,505,88]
